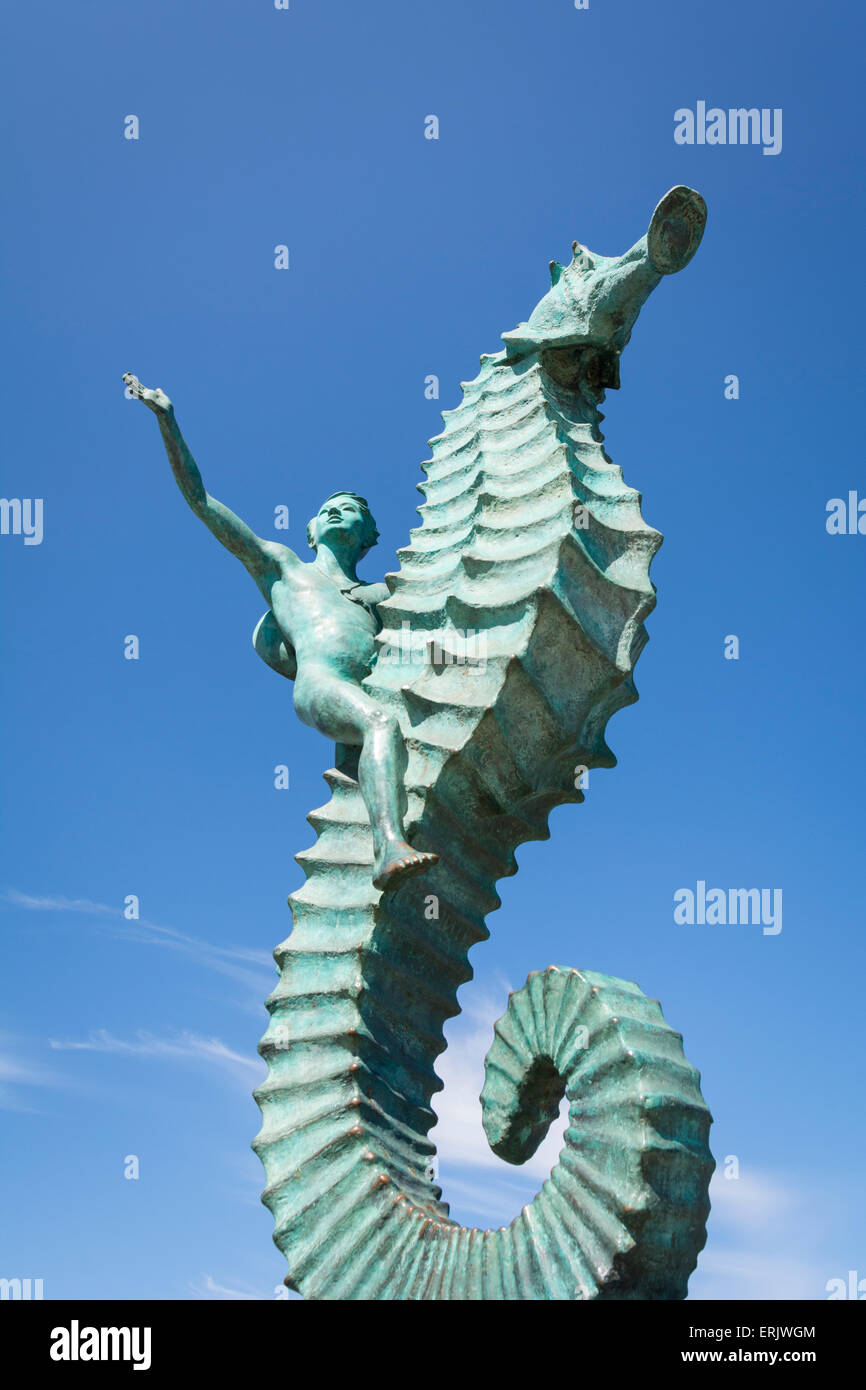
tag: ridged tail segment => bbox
[253,348,714,1299]
[480,969,713,1300]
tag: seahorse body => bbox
[253,189,714,1299]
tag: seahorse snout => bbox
[502,185,706,359]
[646,185,707,275]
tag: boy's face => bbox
[314,495,367,556]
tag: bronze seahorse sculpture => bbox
[251,186,715,1300]
[129,185,715,1300]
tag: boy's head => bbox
[307,492,380,561]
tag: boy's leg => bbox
[296,672,438,889]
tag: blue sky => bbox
[1,0,863,1301]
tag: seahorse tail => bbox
[477,966,714,1299]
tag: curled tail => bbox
[479,968,713,1299]
[253,929,712,1299]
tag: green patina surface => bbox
[127,186,714,1299]
[252,187,714,1300]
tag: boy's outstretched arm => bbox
[123,373,289,587]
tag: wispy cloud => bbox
[689,1169,829,1300]
[431,980,567,1183]
[3,889,275,1000]
[691,1247,823,1301]
[6,892,117,916]
[189,1275,271,1301]
[704,1167,798,1232]
[0,1045,68,1113]
[49,1028,264,1086]
[438,1170,538,1225]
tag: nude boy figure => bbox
[123,374,438,892]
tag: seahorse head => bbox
[502,186,706,384]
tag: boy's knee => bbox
[367,706,397,736]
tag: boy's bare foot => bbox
[373,842,439,892]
